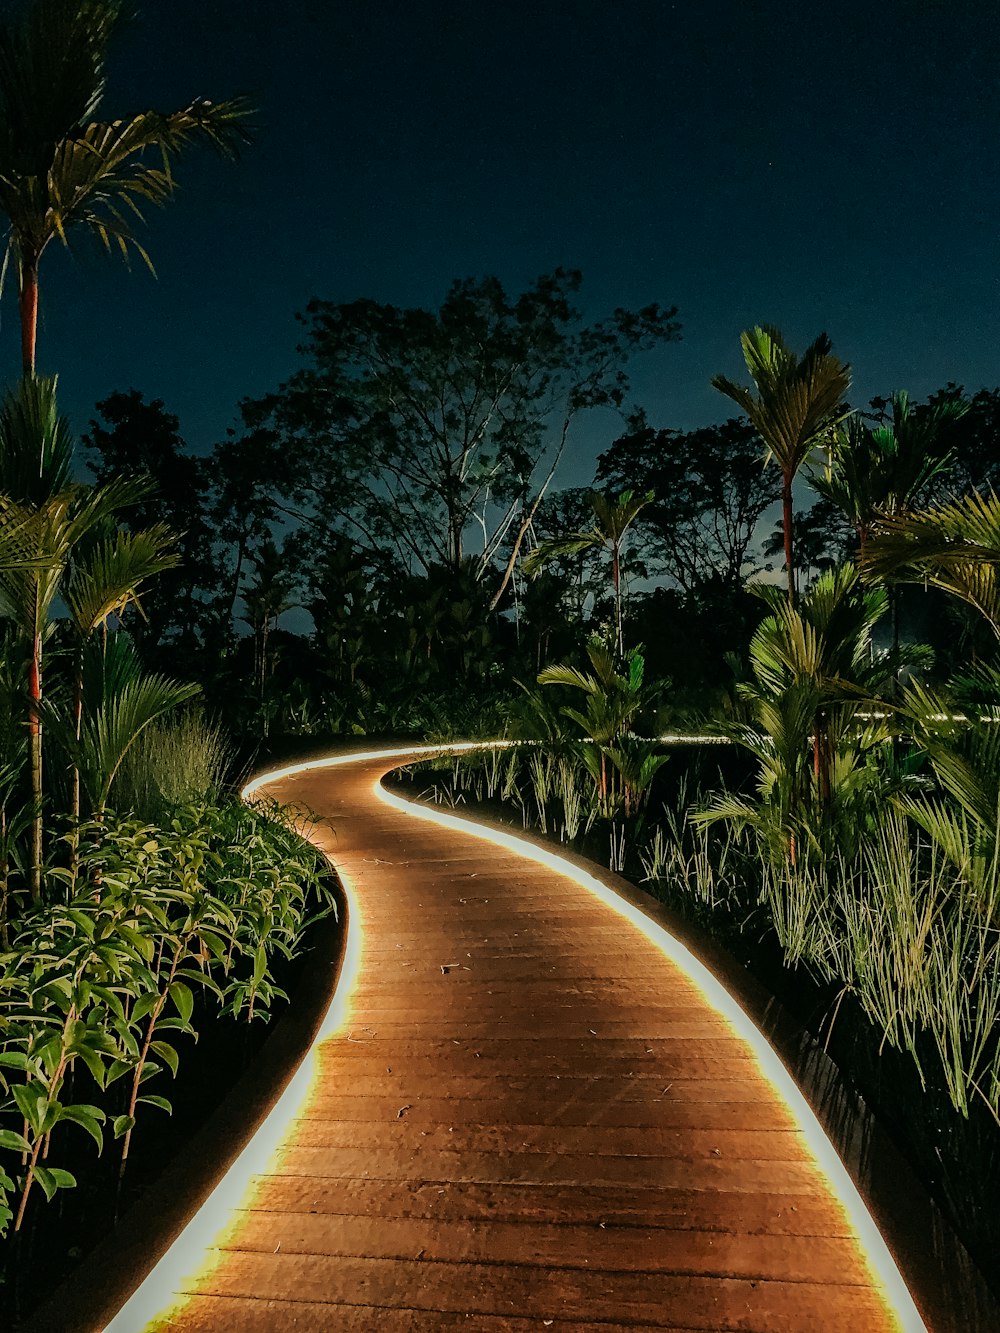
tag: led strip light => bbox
[104,742,924,1333]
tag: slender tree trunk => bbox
[28,615,43,905]
[782,474,795,605]
[0,806,8,949]
[813,720,831,804]
[71,657,83,822]
[68,652,84,885]
[891,586,901,685]
[612,544,622,656]
[19,257,39,377]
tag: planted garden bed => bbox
[0,796,338,1329]
[393,741,1000,1307]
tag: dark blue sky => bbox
[19,0,1000,484]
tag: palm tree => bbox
[538,639,661,813]
[64,522,179,822]
[0,0,251,373]
[0,376,146,899]
[67,633,199,813]
[525,489,653,655]
[701,567,893,866]
[748,566,889,804]
[712,327,851,603]
[814,392,965,559]
[862,490,1000,640]
[240,539,298,703]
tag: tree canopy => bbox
[595,419,780,594]
[253,269,679,603]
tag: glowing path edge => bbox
[102,741,924,1333]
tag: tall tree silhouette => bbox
[713,327,850,604]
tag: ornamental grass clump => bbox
[113,709,232,821]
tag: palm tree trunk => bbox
[19,256,39,376]
[28,625,43,905]
[612,544,622,655]
[71,675,82,823]
[782,474,795,604]
[813,720,831,804]
[68,652,84,884]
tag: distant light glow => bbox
[102,742,923,1333]
[657,733,731,744]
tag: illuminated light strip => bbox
[240,739,518,801]
[376,773,926,1333]
[102,740,923,1333]
[104,887,367,1331]
[103,889,365,1330]
[855,710,1000,723]
[656,732,732,744]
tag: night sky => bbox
[18,0,1000,485]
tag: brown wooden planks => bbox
[153,754,903,1332]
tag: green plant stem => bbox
[13,1010,74,1232]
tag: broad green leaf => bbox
[70,1040,107,1089]
[167,981,193,1027]
[130,991,160,1023]
[32,1166,76,1201]
[105,1057,134,1085]
[137,1093,172,1114]
[0,1128,31,1153]
[58,1103,106,1152]
[149,1040,180,1078]
[12,1083,45,1135]
[252,945,267,986]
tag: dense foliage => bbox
[0,0,999,1306]
[0,799,333,1237]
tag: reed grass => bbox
[112,709,232,820]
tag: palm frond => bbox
[863,490,1000,637]
[712,326,851,476]
[0,0,129,179]
[537,663,598,695]
[64,522,178,635]
[0,373,73,503]
[58,634,200,810]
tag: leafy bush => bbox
[0,798,334,1237]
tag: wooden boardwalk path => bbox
[122,748,918,1332]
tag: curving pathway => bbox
[114,747,920,1332]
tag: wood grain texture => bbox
[153,754,905,1332]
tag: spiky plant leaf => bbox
[64,523,178,635]
[712,326,851,479]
